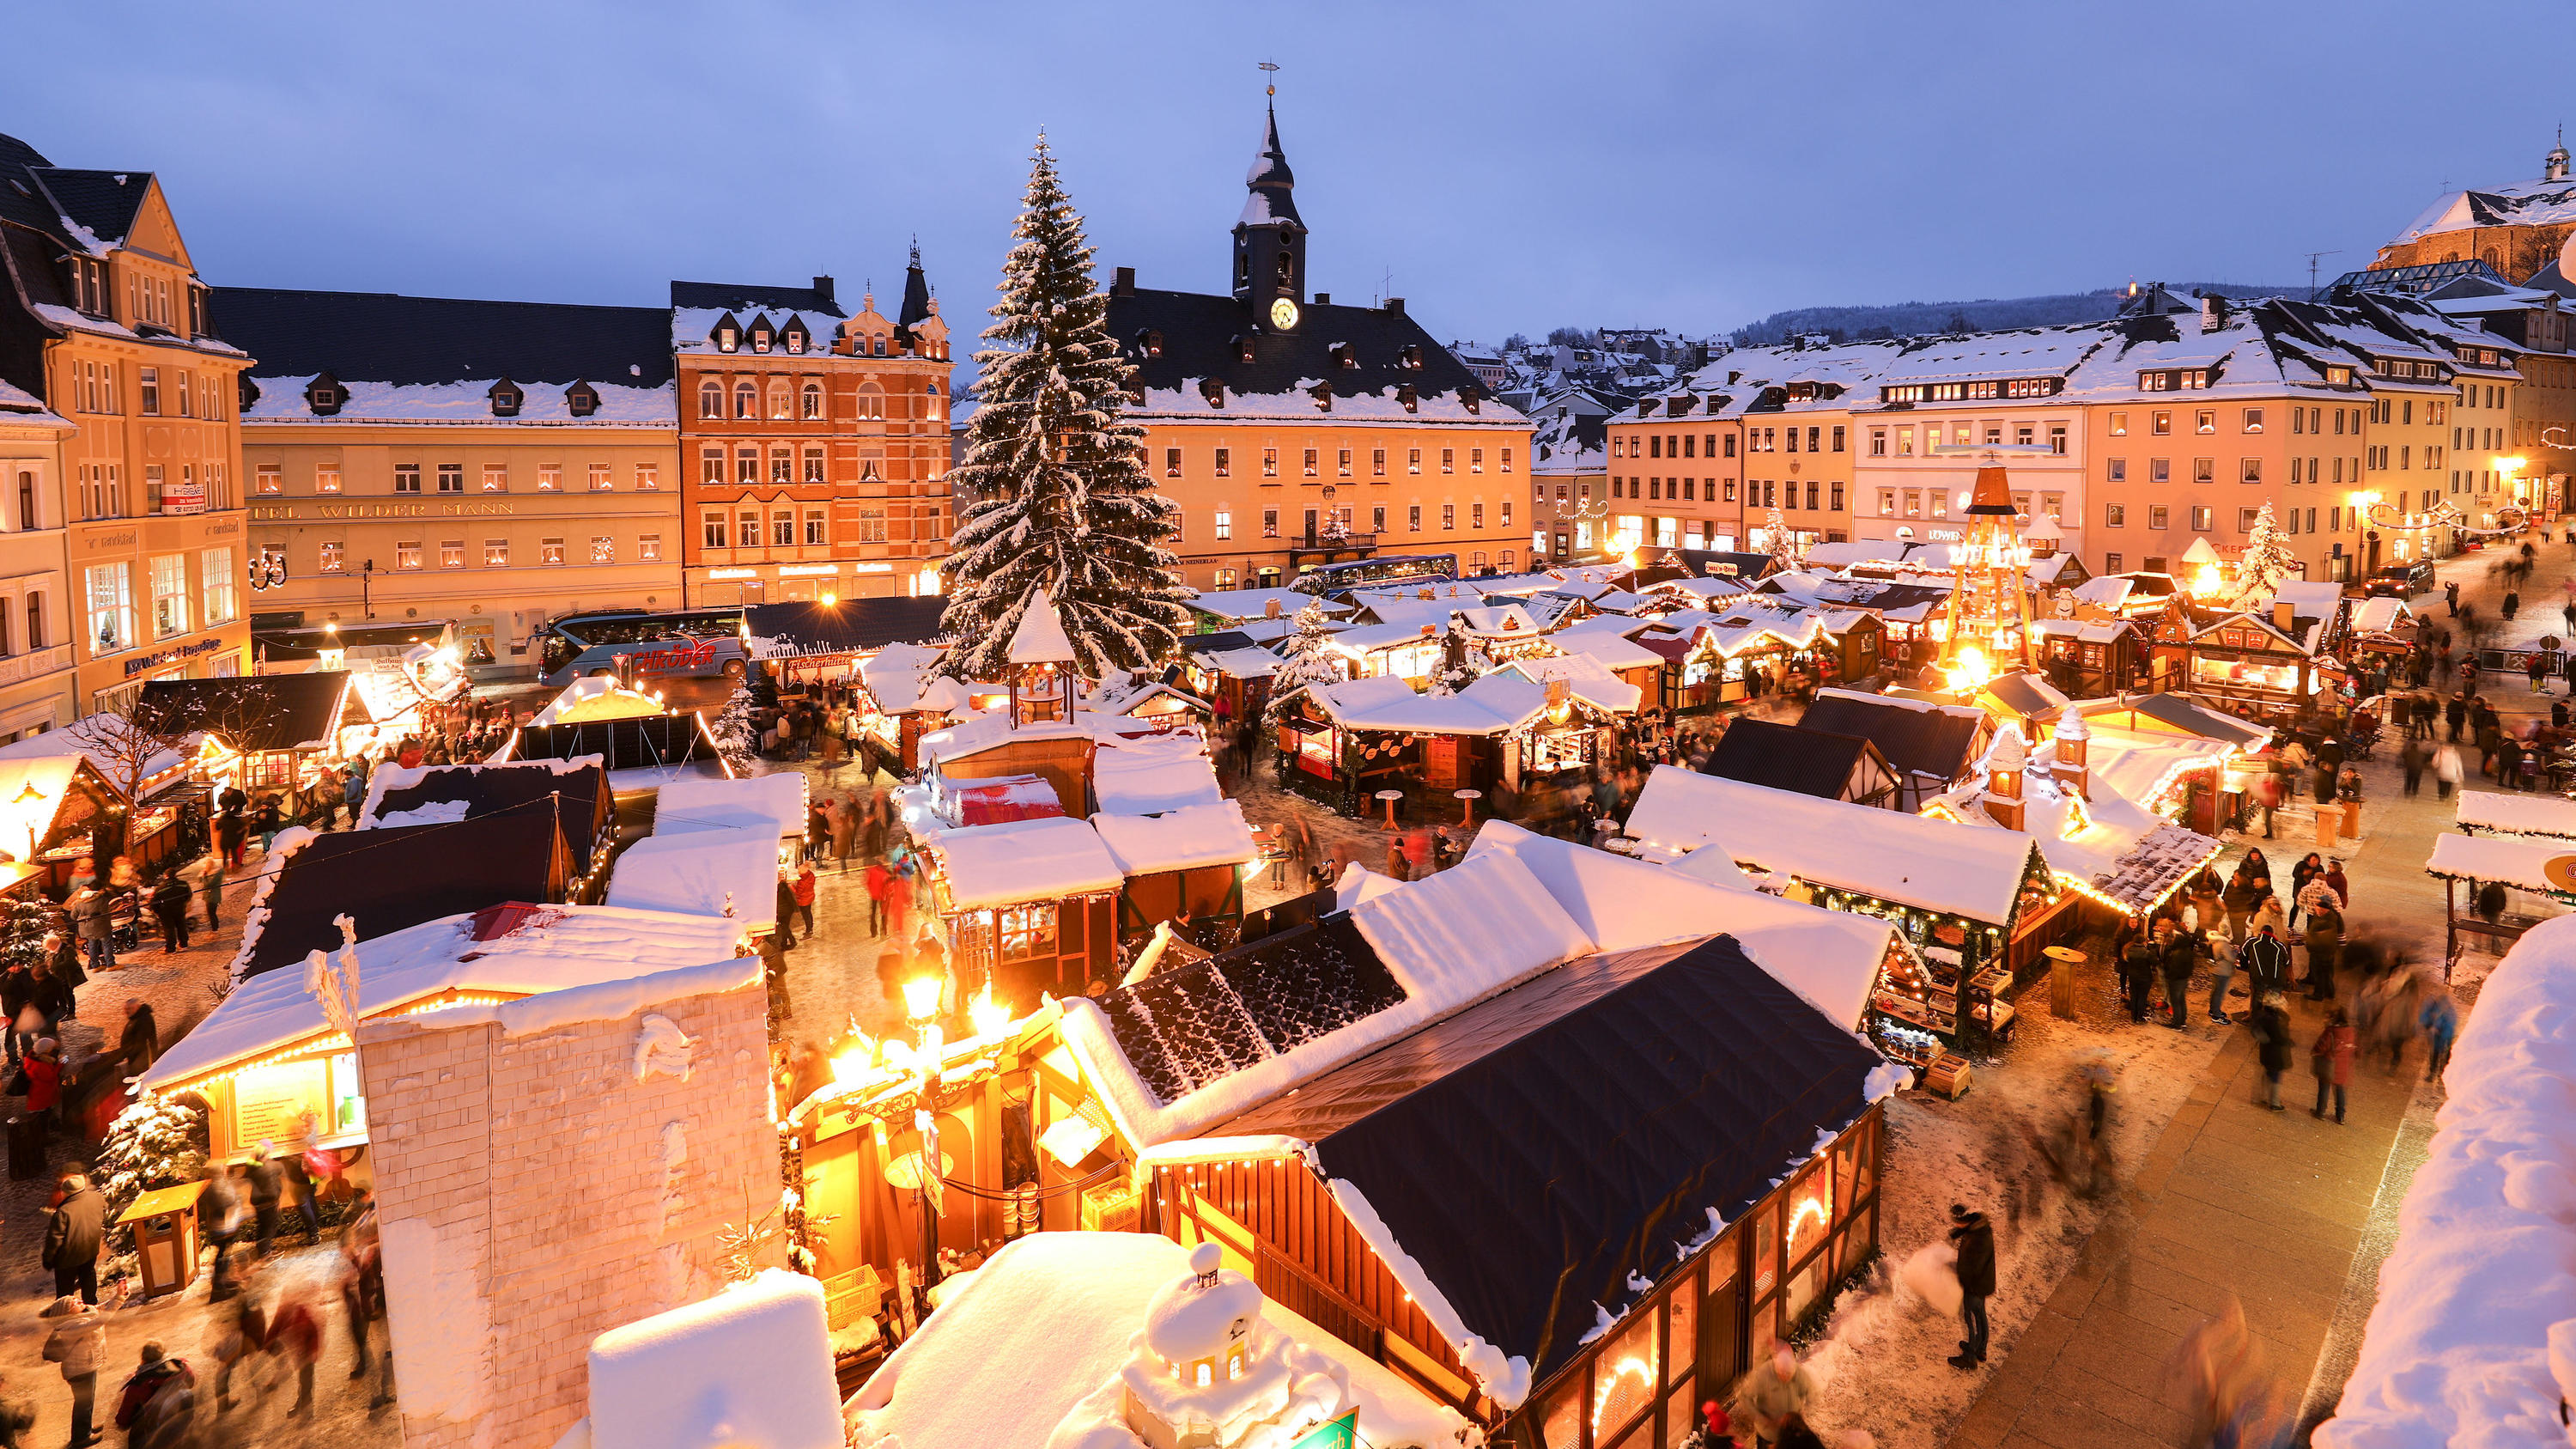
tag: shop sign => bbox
[122,634,228,678]
[234,1058,330,1147]
[161,478,205,514]
[1288,1412,1357,1449]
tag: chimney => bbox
[1382,297,1406,316]
[1314,291,1329,305]
[2051,711,2091,801]
[2272,600,2296,634]
[2201,293,2227,333]
[811,275,835,304]
[1984,728,2028,832]
[1111,266,1134,297]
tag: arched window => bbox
[802,382,823,419]
[857,385,885,422]
[925,381,944,421]
[733,382,756,419]
[1277,251,1293,286]
[872,333,888,357]
[768,381,790,420]
[698,381,722,418]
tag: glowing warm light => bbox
[1785,1193,1832,1257]
[1945,646,1992,692]
[966,982,1011,1040]
[901,976,944,1021]
[1592,1355,1657,1434]
[820,592,838,606]
[2190,564,2223,598]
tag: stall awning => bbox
[930,817,1124,912]
[2456,789,2576,841]
[2427,831,2576,899]
[743,597,948,660]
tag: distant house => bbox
[1699,716,1902,808]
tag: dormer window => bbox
[566,381,600,417]
[488,378,524,417]
[1310,382,1332,413]
[1200,379,1226,409]
[1233,334,1255,363]
[785,319,810,354]
[1400,344,1424,370]
[2327,365,2354,386]
[1460,386,1482,417]
[873,333,888,357]
[1134,328,1163,358]
[1330,341,1357,369]
[306,374,344,417]
[1398,384,1419,414]
[750,316,775,353]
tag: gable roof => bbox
[231,809,569,979]
[356,757,611,872]
[135,672,357,754]
[1699,717,1888,801]
[1105,287,1518,424]
[1215,935,1886,1391]
[669,279,842,316]
[214,288,675,389]
[1796,688,1986,783]
[742,597,948,657]
[504,712,725,776]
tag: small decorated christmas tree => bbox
[0,897,52,973]
[712,684,759,776]
[940,132,1189,680]
[96,1092,208,1261]
[1765,505,1801,575]
[1263,602,1346,726]
[2228,502,2300,608]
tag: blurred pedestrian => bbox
[2247,993,2293,1110]
[110,1344,191,1449]
[2312,1005,2356,1124]
[44,1172,101,1306]
[2420,986,2459,1081]
[39,1293,102,1448]
[1947,1203,1996,1368]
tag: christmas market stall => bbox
[230,808,590,980]
[653,772,810,850]
[2455,788,2576,842]
[917,815,1124,1009]
[1628,765,2064,1059]
[2029,617,2146,697]
[1795,688,1991,813]
[742,596,949,691]
[1281,657,1638,812]
[355,757,615,885]
[853,642,957,776]
[1179,630,1279,725]
[1091,800,1258,949]
[135,671,368,795]
[2153,600,2327,722]
[494,711,732,807]
[526,676,670,727]
[2424,831,2576,975]
[604,828,781,935]
[143,902,744,1165]
[0,754,139,892]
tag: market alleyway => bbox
[1947,539,2560,1449]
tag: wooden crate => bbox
[1923,1052,1974,1100]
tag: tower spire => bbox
[899,236,932,326]
[1234,64,1305,311]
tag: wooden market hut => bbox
[2150,600,2325,721]
[1629,765,2069,1053]
[228,807,583,979]
[1151,934,1888,1440]
[853,642,957,776]
[1179,630,1279,725]
[1091,801,1258,952]
[2029,616,2148,697]
[742,596,948,690]
[136,671,368,793]
[1701,718,1903,808]
[0,753,145,892]
[2424,831,2576,976]
[496,713,732,821]
[920,815,1123,1010]
[1281,657,1639,813]
[1794,689,1990,813]
[356,758,615,880]
[2455,788,2576,842]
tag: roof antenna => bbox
[2304,250,2342,301]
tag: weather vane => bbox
[1260,58,1279,98]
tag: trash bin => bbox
[118,1180,207,1300]
[6,1112,43,1180]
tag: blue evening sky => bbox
[10,1,2566,346]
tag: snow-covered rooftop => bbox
[584,1271,841,1449]
[2456,788,2576,841]
[928,816,1125,911]
[243,374,674,426]
[1090,800,1257,876]
[653,773,806,841]
[140,904,744,1091]
[1006,589,1078,664]
[604,827,781,928]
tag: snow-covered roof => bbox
[2316,915,2576,1449]
[1626,765,2044,922]
[928,816,1125,910]
[1091,733,1224,816]
[140,904,745,1091]
[1090,800,1257,876]
[0,714,184,791]
[2349,596,2414,636]
[605,827,781,928]
[1182,588,1321,624]
[1923,732,2221,916]
[0,379,71,428]
[1056,850,1591,1148]
[1187,645,1280,680]
[844,1233,1469,1449]
[1544,619,1665,673]
[2391,172,2576,243]
[653,773,806,840]
[2424,831,2576,897]
[2456,788,2576,841]
[529,676,667,727]
[585,1271,841,1449]
[242,374,674,426]
[1006,589,1078,664]
[1467,822,1893,1030]
[857,642,949,714]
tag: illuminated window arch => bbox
[697,381,722,418]
[802,381,823,419]
[732,381,756,419]
[768,381,791,420]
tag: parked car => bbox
[2361,560,2434,599]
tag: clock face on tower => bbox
[1269,296,1301,331]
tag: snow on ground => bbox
[1797,955,2231,1446]
[2314,914,2576,1449]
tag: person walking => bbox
[43,1173,102,1306]
[2420,987,2460,1082]
[22,1039,60,1140]
[197,1170,241,1302]
[2204,923,2238,1024]
[2248,993,2293,1110]
[67,886,112,977]
[264,1288,321,1415]
[2159,920,2198,1029]
[1736,1348,1815,1440]
[2400,735,2427,796]
[112,1344,192,1448]
[246,1148,282,1258]
[215,807,245,870]
[2302,902,2343,1002]
[1947,1203,1996,1368]
[2444,691,2467,743]
[114,1001,155,1081]
[40,1294,102,1448]
[790,863,817,939]
[829,795,856,874]
[2118,930,2158,1025]
[2434,740,2465,801]
[2312,1006,2357,1124]
[147,873,189,954]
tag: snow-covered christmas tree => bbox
[1764,505,1802,574]
[0,897,50,973]
[940,133,1189,680]
[1263,602,1346,726]
[711,684,759,776]
[96,1092,208,1262]
[2227,502,2300,607]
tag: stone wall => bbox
[356,958,774,1449]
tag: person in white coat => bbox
[40,1294,102,1446]
[2433,742,2466,801]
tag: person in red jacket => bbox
[21,1038,59,1137]
[2312,1004,2358,1124]
[790,864,817,939]
[264,1288,323,1415]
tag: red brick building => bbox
[674,253,952,605]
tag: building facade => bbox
[2370,137,2576,286]
[0,383,76,740]
[674,262,953,608]
[0,133,253,718]
[1103,105,1532,591]
[221,289,683,665]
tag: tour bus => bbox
[1289,552,1461,597]
[532,607,750,688]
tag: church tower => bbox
[1232,95,1307,330]
[2548,127,2570,183]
